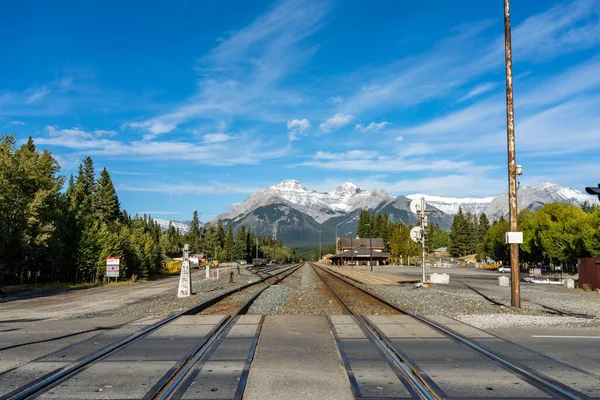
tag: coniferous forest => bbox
[0,135,292,285]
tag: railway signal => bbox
[410,197,429,284]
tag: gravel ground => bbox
[75,272,261,319]
[366,283,600,329]
[457,314,600,329]
[248,264,346,315]
[248,285,294,314]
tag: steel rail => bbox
[314,264,586,400]
[310,263,437,400]
[7,264,300,400]
[156,263,303,400]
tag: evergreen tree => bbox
[235,225,247,260]
[357,210,371,238]
[449,207,470,257]
[224,225,235,261]
[216,219,225,248]
[95,167,120,223]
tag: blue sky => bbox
[2,0,600,221]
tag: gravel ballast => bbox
[248,264,346,315]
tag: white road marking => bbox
[531,335,600,339]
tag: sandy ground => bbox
[0,271,205,322]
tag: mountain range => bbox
[156,180,597,247]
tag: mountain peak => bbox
[271,180,308,192]
[332,182,363,196]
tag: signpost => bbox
[106,257,120,280]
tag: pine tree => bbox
[449,207,470,257]
[357,210,371,238]
[235,225,247,260]
[224,225,235,261]
[95,168,120,223]
[216,220,225,248]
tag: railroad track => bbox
[310,263,588,400]
[3,264,302,400]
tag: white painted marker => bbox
[532,335,600,339]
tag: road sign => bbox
[410,226,423,243]
[106,257,120,277]
[410,199,425,215]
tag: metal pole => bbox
[350,233,353,267]
[421,197,426,283]
[256,238,258,259]
[504,0,521,308]
[369,225,373,272]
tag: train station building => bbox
[327,237,391,266]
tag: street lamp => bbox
[365,223,373,272]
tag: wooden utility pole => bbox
[504,0,521,308]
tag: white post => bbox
[217,268,220,280]
[400,255,403,266]
[178,244,193,298]
[205,265,210,279]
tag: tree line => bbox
[168,214,294,263]
[0,135,293,284]
[448,204,600,268]
[355,210,450,263]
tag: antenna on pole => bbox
[410,198,429,285]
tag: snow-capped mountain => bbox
[213,180,393,224]
[206,180,596,247]
[484,181,598,219]
[406,194,494,216]
[154,218,191,234]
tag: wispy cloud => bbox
[328,96,343,105]
[287,118,311,141]
[299,149,493,173]
[9,120,25,126]
[459,82,498,102]
[136,211,183,215]
[355,121,388,133]
[319,113,353,133]
[119,182,255,195]
[34,126,290,165]
[340,0,600,116]
[203,133,232,143]
[127,0,330,138]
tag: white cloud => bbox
[354,121,389,133]
[119,182,255,195]
[34,126,291,165]
[459,82,498,102]
[299,149,492,173]
[203,133,232,143]
[341,0,600,115]
[9,120,25,126]
[319,113,353,133]
[126,0,330,137]
[328,96,343,105]
[136,211,182,215]
[287,118,311,140]
[395,136,404,141]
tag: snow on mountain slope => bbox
[485,181,599,219]
[406,194,494,215]
[154,218,191,234]
[211,180,597,230]
[214,180,393,223]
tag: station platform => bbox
[320,264,418,285]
